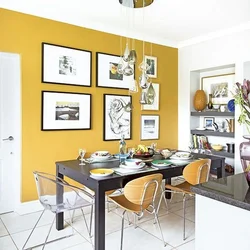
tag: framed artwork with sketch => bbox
[42,43,92,86]
[103,94,132,141]
[96,52,134,89]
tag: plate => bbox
[168,159,191,166]
[170,152,192,160]
[91,153,111,160]
[227,99,235,112]
[196,127,206,130]
[151,160,172,167]
[120,162,146,170]
[90,168,114,177]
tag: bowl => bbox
[160,149,173,159]
[133,153,154,159]
[213,104,220,110]
[125,158,142,166]
[211,144,223,151]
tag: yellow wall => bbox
[0,8,178,202]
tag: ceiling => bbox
[1,0,250,48]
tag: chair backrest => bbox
[124,173,163,209]
[183,159,211,185]
[33,171,82,213]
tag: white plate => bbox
[168,160,191,166]
[90,168,114,177]
[170,155,193,160]
[120,162,146,170]
[196,127,206,130]
[151,162,172,167]
[91,154,112,160]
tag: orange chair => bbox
[157,159,211,240]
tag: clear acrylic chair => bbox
[22,171,94,250]
[108,173,166,250]
[157,159,211,240]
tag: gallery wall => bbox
[0,8,178,201]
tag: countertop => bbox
[191,172,250,211]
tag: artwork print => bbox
[55,101,79,120]
[141,115,159,140]
[109,62,123,80]
[104,94,132,140]
[59,56,76,76]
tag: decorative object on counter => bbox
[211,144,223,151]
[41,91,91,131]
[119,134,127,164]
[204,117,215,130]
[140,115,159,140]
[227,99,235,112]
[78,148,86,165]
[212,122,219,131]
[207,93,213,109]
[226,143,235,153]
[103,94,132,141]
[96,52,134,89]
[212,104,220,111]
[42,43,92,86]
[201,73,235,105]
[219,104,226,112]
[193,90,207,111]
[225,118,235,132]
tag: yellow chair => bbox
[157,159,211,240]
[109,173,166,250]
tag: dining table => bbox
[55,152,225,250]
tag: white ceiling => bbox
[1,0,250,48]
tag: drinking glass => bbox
[78,148,86,165]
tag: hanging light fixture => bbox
[118,0,155,104]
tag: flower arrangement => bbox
[234,79,250,133]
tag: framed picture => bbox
[42,91,91,131]
[141,115,159,140]
[96,52,134,89]
[141,83,160,110]
[103,94,132,140]
[201,73,235,105]
[42,43,92,86]
[204,117,214,130]
[145,55,157,78]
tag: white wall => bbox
[178,29,250,173]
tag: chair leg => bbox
[22,209,45,250]
[183,193,186,241]
[80,208,92,238]
[71,209,76,223]
[126,212,132,225]
[133,213,137,229]
[120,210,126,250]
[89,203,94,237]
[153,212,166,247]
[42,214,56,250]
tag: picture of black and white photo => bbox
[59,56,76,76]
[55,101,79,120]
[145,55,157,78]
[42,91,91,131]
[104,94,132,140]
[42,43,91,86]
[211,82,228,98]
[141,115,159,140]
[109,62,123,80]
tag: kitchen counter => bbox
[191,172,250,250]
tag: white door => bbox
[0,53,21,214]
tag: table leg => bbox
[165,178,172,199]
[95,187,106,250]
[56,164,64,230]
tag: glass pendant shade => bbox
[139,72,149,89]
[146,82,156,104]
[138,61,150,72]
[123,63,134,76]
[140,91,148,104]
[124,102,133,112]
[129,50,137,64]
[129,79,138,93]
[123,43,130,62]
[117,57,125,74]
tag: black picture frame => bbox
[140,115,160,140]
[96,52,135,89]
[42,91,91,131]
[103,94,132,141]
[42,43,92,87]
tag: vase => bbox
[193,90,207,112]
[207,94,213,109]
[239,135,250,185]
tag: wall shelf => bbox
[210,150,234,159]
[191,111,235,117]
[191,130,234,138]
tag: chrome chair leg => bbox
[133,213,137,229]
[89,203,94,237]
[183,193,186,241]
[120,210,126,250]
[126,212,132,225]
[81,208,91,238]
[42,214,56,250]
[22,209,45,250]
[153,212,167,247]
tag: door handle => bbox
[2,136,14,141]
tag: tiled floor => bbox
[0,180,195,250]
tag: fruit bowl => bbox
[134,153,154,159]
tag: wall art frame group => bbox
[42,91,91,131]
[103,94,132,141]
[141,115,159,140]
[42,42,92,87]
[96,52,135,89]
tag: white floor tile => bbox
[0,219,8,237]
[173,205,195,222]
[0,235,17,250]
[176,239,195,250]
[139,213,195,248]
[64,241,93,250]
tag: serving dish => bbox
[120,162,146,170]
[90,168,114,177]
[151,160,172,167]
